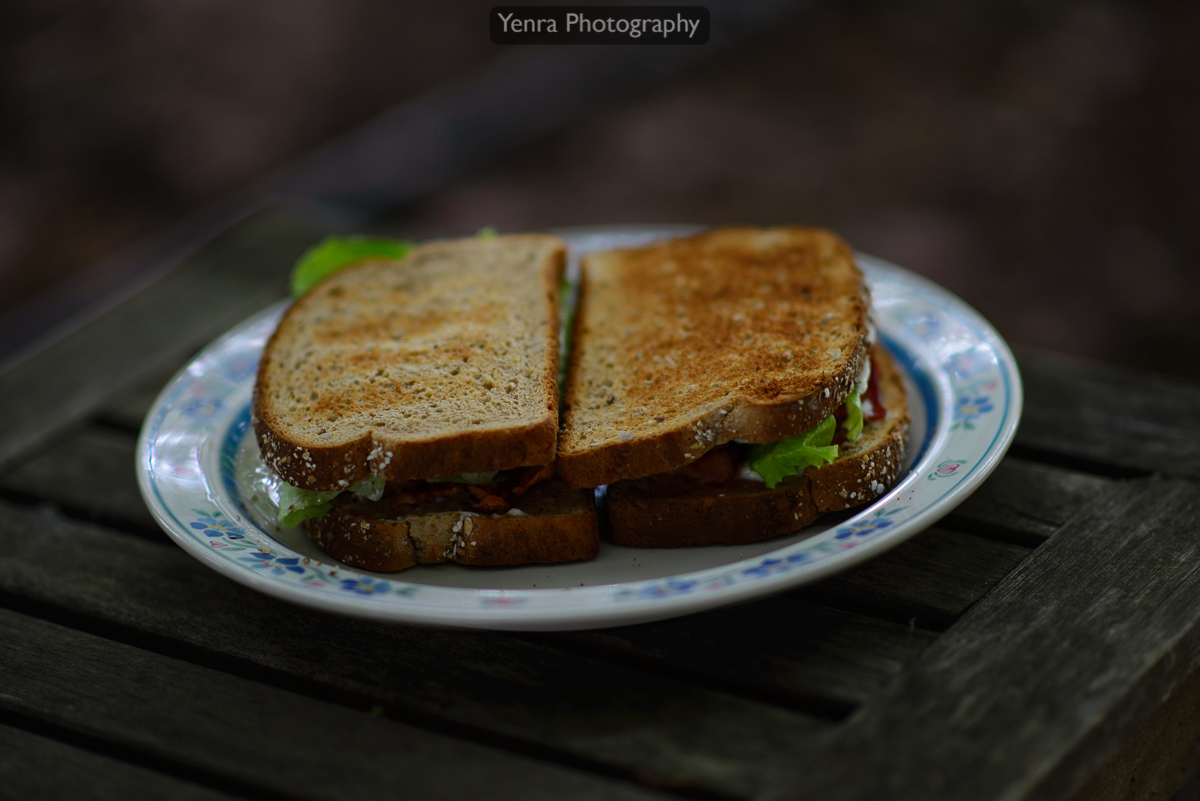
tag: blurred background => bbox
[2,0,1198,377]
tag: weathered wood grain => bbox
[943,457,1112,544]
[0,723,238,801]
[0,210,315,472]
[0,501,828,798]
[1016,351,1200,479]
[546,596,936,711]
[764,477,1200,801]
[1067,664,1200,801]
[0,609,671,801]
[0,424,158,533]
[793,527,1032,629]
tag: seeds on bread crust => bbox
[306,479,599,570]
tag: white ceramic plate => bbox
[137,226,1021,631]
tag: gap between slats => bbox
[0,485,170,544]
[0,708,293,801]
[0,570,856,732]
[936,513,1048,550]
[0,593,733,801]
[89,414,144,436]
[1005,443,1155,480]
[520,628,861,723]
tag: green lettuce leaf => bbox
[277,500,333,530]
[277,484,340,529]
[747,415,840,489]
[290,236,413,297]
[276,476,386,528]
[843,390,864,443]
[351,475,386,501]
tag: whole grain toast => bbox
[254,234,565,490]
[557,227,870,489]
[306,479,599,571]
[606,347,909,547]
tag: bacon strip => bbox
[467,485,510,513]
[387,482,464,506]
[674,444,739,485]
[861,353,887,422]
[512,462,557,496]
[372,461,559,515]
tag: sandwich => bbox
[252,233,599,571]
[556,227,909,546]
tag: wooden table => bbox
[2,208,1199,801]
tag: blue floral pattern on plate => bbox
[835,506,906,540]
[952,395,995,431]
[188,507,413,597]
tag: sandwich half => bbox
[253,234,599,571]
[557,227,909,546]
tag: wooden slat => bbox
[794,527,1032,629]
[765,477,1200,801]
[0,723,237,801]
[0,424,158,533]
[0,210,316,471]
[0,500,828,799]
[0,609,669,801]
[1016,351,1200,478]
[548,596,936,710]
[944,457,1111,543]
[1067,664,1200,801]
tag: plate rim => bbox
[136,228,1022,631]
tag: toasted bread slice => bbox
[254,234,565,490]
[305,479,599,571]
[557,227,870,489]
[606,347,909,547]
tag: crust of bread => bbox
[558,227,870,489]
[305,479,599,571]
[254,234,565,490]
[605,347,909,547]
